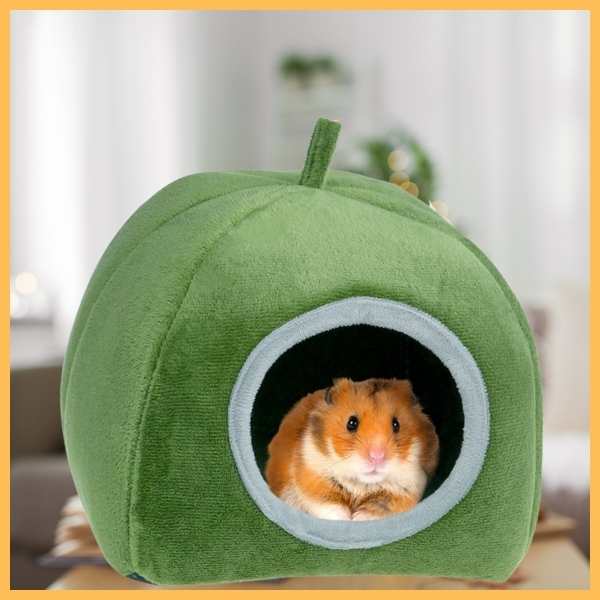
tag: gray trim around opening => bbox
[228,296,489,549]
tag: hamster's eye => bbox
[392,417,400,433]
[346,415,359,432]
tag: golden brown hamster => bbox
[266,377,439,521]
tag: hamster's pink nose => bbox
[368,447,386,466]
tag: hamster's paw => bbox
[351,509,382,521]
[313,504,352,520]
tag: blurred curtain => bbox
[11,12,199,343]
[11,11,266,344]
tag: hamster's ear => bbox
[332,377,352,390]
[405,380,420,406]
[325,378,352,404]
[390,379,418,404]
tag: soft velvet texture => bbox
[61,168,542,585]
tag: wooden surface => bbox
[49,535,589,590]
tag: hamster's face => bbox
[309,378,437,489]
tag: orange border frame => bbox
[1,4,594,597]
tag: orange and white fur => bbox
[266,378,439,521]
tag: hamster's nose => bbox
[368,447,386,466]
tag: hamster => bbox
[265,377,439,521]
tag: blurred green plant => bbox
[279,53,350,87]
[345,130,436,205]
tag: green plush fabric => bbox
[61,119,542,585]
[298,118,341,188]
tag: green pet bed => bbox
[61,118,542,585]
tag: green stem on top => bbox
[298,118,341,189]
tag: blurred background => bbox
[10,10,589,589]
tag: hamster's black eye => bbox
[347,415,359,432]
[392,417,400,433]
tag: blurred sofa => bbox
[542,432,590,558]
[10,365,76,589]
